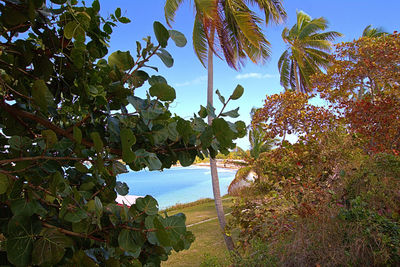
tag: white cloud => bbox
[235,72,278,80]
[173,75,207,87]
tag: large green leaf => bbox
[164,213,186,243]
[32,229,73,266]
[32,79,55,112]
[149,83,176,101]
[156,48,174,68]
[116,181,129,196]
[108,50,135,71]
[42,129,58,148]
[153,21,169,48]
[118,229,144,257]
[169,30,187,47]
[73,126,82,144]
[90,132,103,153]
[7,216,42,266]
[0,173,10,194]
[64,208,88,223]
[178,151,195,167]
[135,195,159,215]
[154,217,171,247]
[212,118,235,147]
[221,107,240,118]
[230,84,244,100]
[121,128,136,163]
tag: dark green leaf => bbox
[73,126,82,144]
[64,209,88,223]
[178,151,195,167]
[148,75,167,86]
[115,7,121,18]
[0,173,10,194]
[7,216,42,266]
[221,107,240,118]
[112,161,128,175]
[198,105,208,118]
[121,128,136,163]
[212,118,234,147]
[216,89,225,104]
[118,229,143,256]
[153,21,169,48]
[118,17,131,24]
[90,132,103,153]
[154,217,171,246]
[32,79,54,112]
[42,129,58,148]
[156,48,174,68]
[116,181,129,196]
[32,229,73,266]
[149,83,176,101]
[230,84,244,100]
[135,195,159,215]
[108,50,135,71]
[164,213,186,242]
[169,30,187,47]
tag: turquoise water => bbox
[117,166,237,209]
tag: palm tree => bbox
[278,11,342,93]
[362,25,388,38]
[164,0,286,251]
[228,109,276,194]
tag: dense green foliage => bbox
[0,1,246,265]
[229,34,400,266]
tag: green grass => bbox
[162,197,234,267]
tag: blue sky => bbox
[97,0,400,149]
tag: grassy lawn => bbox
[162,197,234,267]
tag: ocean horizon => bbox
[117,166,237,209]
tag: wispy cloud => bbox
[173,75,207,87]
[235,72,278,80]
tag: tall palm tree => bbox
[164,0,286,251]
[278,11,342,93]
[362,25,388,38]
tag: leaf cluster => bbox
[0,1,245,265]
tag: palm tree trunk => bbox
[294,61,301,92]
[207,31,235,252]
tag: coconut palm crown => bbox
[362,25,388,38]
[278,11,342,93]
[165,0,287,70]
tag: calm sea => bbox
[117,166,237,209]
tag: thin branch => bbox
[42,222,106,243]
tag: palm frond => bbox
[164,0,185,27]
[298,18,328,39]
[362,24,388,37]
[308,31,343,41]
[244,0,287,24]
[192,15,209,67]
[278,50,291,89]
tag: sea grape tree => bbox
[0,0,246,265]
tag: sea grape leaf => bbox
[108,50,135,71]
[135,195,158,215]
[118,229,143,257]
[164,213,186,243]
[73,126,82,144]
[148,75,167,86]
[7,216,42,266]
[216,89,225,104]
[156,48,173,68]
[42,129,58,148]
[154,217,171,247]
[153,21,169,48]
[32,229,73,266]
[64,208,88,223]
[169,30,187,47]
[112,161,128,175]
[230,84,244,100]
[121,128,136,163]
[116,181,129,196]
[0,173,10,194]
[178,151,195,167]
[221,107,240,118]
[212,118,234,147]
[149,83,176,101]
[32,79,54,112]
[90,132,103,153]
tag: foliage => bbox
[252,91,337,141]
[0,1,246,265]
[278,11,342,93]
[313,32,400,104]
[362,24,388,37]
[165,0,287,69]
